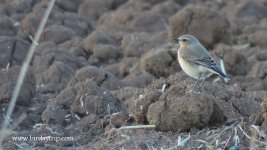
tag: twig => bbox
[223,134,232,150]
[0,113,26,145]
[0,0,56,147]
[233,126,240,146]
[210,126,232,144]
[238,125,267,145]
[250,126,257,150]
[119,125,156,130]
[167,134,190,150]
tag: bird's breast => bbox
[178,50,211,79]
[177,53,200,79]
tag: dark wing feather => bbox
[179,46,229,79]
[195,57,219,71]
[190,56,229,79]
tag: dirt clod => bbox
[0,66,35,105]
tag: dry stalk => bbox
[0,0,56,148]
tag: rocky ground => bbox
[1,0,267,149]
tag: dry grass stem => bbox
[0,0,56,148]
[119,125,156,130]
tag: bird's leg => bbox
[193,74,206,94]
[192,79,199,89]
[191,75,201,94]
[185,79,199,94]
[197,78,205,90]
[186,74,205,94]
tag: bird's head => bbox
[173,34,199,48]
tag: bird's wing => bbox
[180,46,229,78]
[180,45,212,67]
[190,56,220,71]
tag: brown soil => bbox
[1,0,267,149]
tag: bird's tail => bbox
[194,56,230,81]
[218,70,230,80]
[213,66,230,81]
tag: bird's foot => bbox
[193,90,201,95]
[185,89,201,95]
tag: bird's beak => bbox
[173,37,180,43]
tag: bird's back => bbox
[179,43,210,61]
[178,41,229,80]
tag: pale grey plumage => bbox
[174,34,229,81]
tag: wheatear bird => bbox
[173,34,229,93]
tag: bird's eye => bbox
[182,39,187,42]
